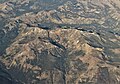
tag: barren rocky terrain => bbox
[0,0,120,84]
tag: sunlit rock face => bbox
[0,0,120,84]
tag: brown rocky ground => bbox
[0,0,120,84]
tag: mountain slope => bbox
[0,0,120,84]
